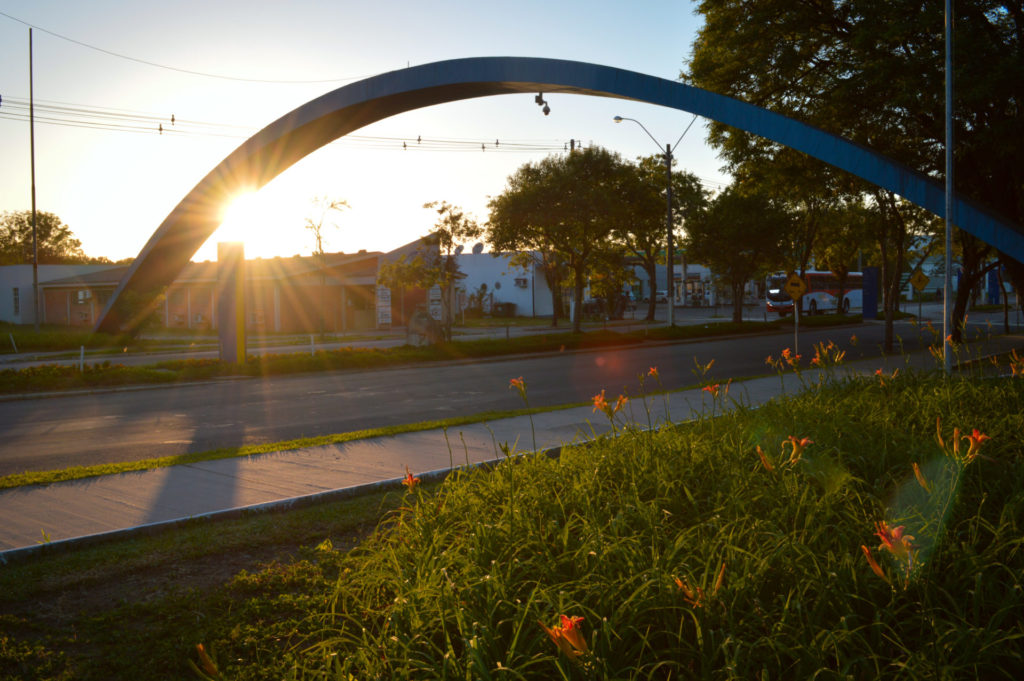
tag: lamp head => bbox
[613,116,623,123]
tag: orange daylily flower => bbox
[756,445,775,472]
[401,465,421,490]
[963,429,991,463]
[1009,349,1023,376]
[539,615,588,659]
[935,416,950,451]
[196,643,221,678]
[912,462,930,492]
[783,436,813,464]
[875,521,915,564]
[861,545,890,585]
[648,366,659,378]
[713,562,726,595]
[875,368,899,385]
[674,576,705,608]
[593,390,627,419]
[937,417,992,464]
[509,376,528,403]
[702,384,720,398]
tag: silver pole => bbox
[666,144,674,327]
[30,28,39,332]
[943,0,953,375]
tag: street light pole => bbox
[614,115,697,327]
[943,0,953,375]
[664,143,674,327]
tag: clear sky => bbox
[0,0,729,263]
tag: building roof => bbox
[40,251,384,289]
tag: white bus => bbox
[766,271,863,316]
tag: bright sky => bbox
[0,0,729,263]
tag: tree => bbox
[502,248,567,326]
[377,202,481,343]
[488,146,628,333]
[688,0,1024,335]
[871,190,925,350]
[0,211,86,264]
[950,230,999,342]
[813,200,876,314]
[303,197,349,334]
[682,185,790,323]
[587,248,635,320]
[614,156,709,321]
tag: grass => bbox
[0,322,144,354]
[0,406,571,490]
[0,318,803,395]
[2,359,1022,679]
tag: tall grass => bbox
[179,368,1024,679]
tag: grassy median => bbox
[0,315,867,396]
[2,357,1022,679]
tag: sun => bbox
[217,191,263,244]
[197,190,305,261]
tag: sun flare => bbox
[198,190,308,261]
[217,191,263,243]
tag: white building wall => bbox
[0,264,122,325]
[456,252,552,317]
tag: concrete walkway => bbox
[2,334,1021,560]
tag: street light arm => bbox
[672,114,699,153]
[613,115,663,152]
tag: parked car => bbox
[644,290,669,304]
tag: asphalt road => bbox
[0,319,951,477]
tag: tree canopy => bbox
[487,146,628,333]
[682,185,790,323]
[0,211,87,265]
[688,0,1024,334]
[614,155,708,321]
[377,201,481,342]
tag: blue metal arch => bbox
[95,56,1024,333]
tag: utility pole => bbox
[942,0,953,375]
[30,28,40,332]
[665,143,674,327]
[614,114,697,328]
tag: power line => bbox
[1,94,722,179]
[0,10,376,84]
[0,98,568,152]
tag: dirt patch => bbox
[2,526,369,631]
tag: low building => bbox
[455,252,554,318]
[1,246,419,333]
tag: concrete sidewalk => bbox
[2,334,1021,560]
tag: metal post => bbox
[29,29,39,332]
[943,0,953,375]
[613,114,696,328]
[666,144,674,327]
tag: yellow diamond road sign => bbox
[785,272,807,300]
[910,270,930,292]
